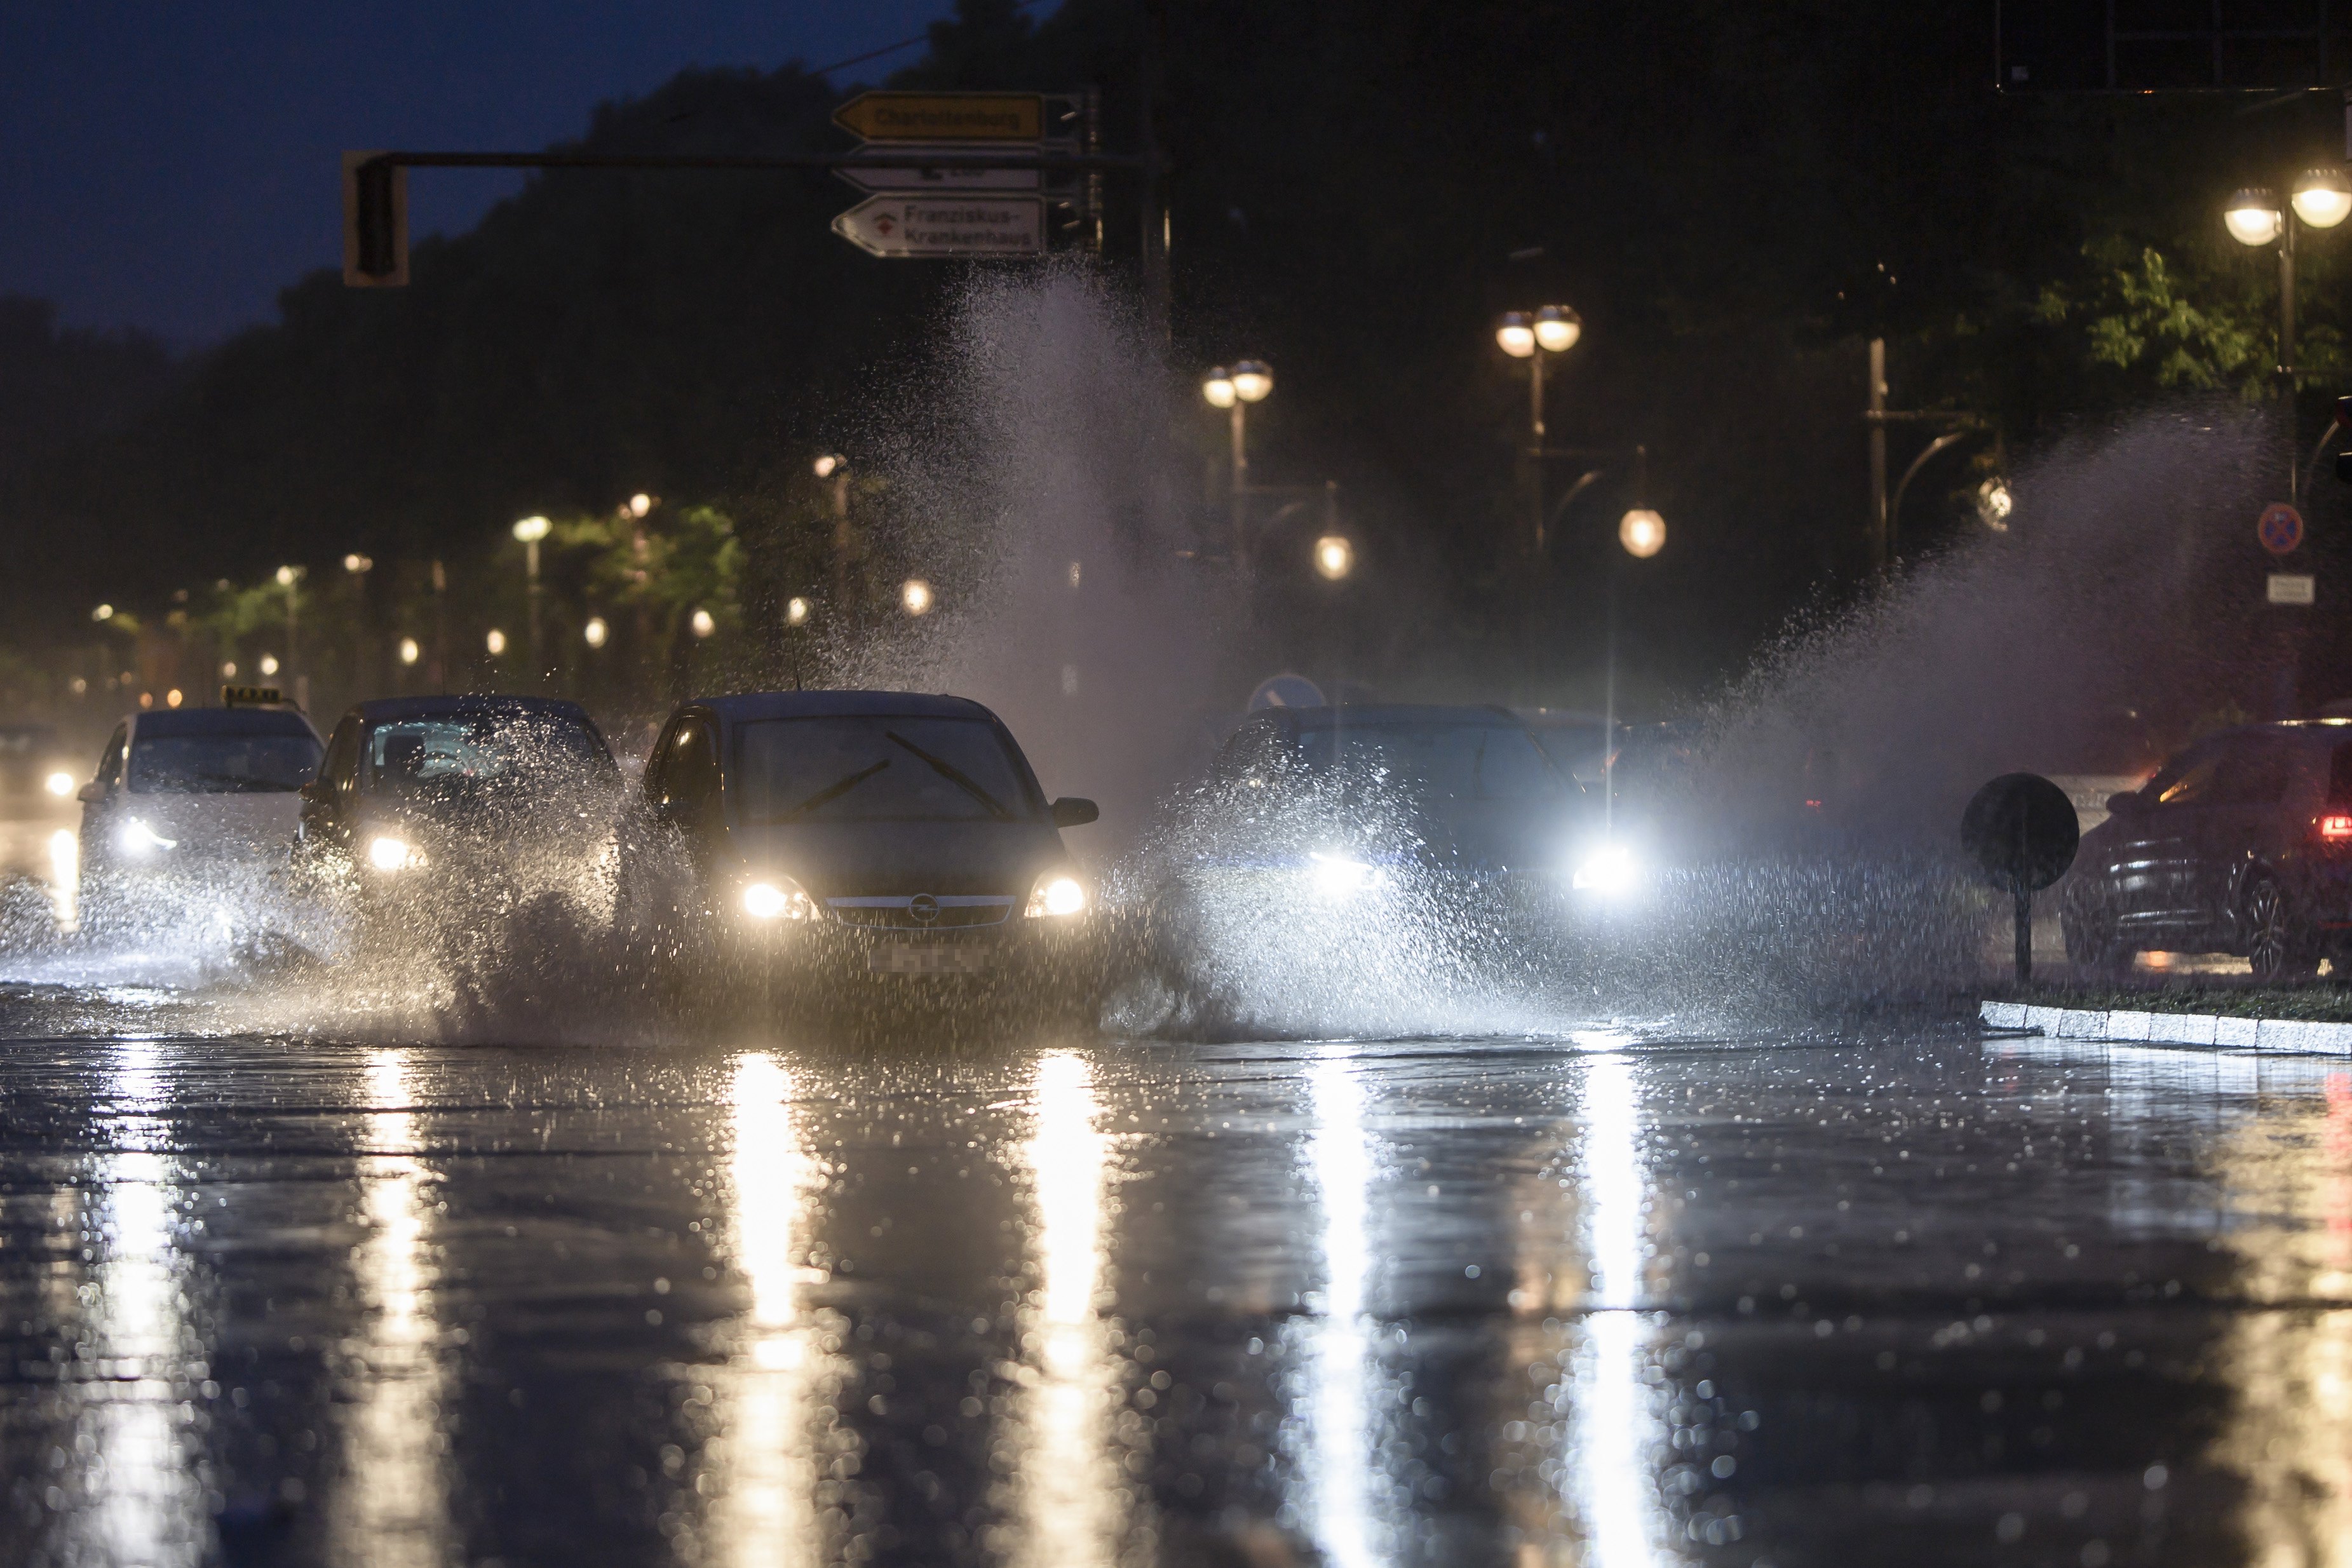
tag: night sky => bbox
[0,1,958,346]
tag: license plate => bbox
[869,942,989,975]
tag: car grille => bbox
[827,895,1013,929]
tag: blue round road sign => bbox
[2259,502,2305,555]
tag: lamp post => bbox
[2226,170,2351,503]
[814,455,853,611]
[512,515,551,685]
[343,553,373,702]
[1495,306,1582,553]
[274,565,307,708]
[1202,361,1273,575]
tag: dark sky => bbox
[0,1,958,346]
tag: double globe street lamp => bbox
[2224,168,2352,503]
[1201,361,1273,572]
[1495,306,1582,552]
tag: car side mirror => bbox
[2105,790,2144,817]
[299,780,328,805]
[74,781,104,805]
[1050,797,1099,828]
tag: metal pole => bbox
[1139,0,1171,348]
[2283,216,2300,503]
[524,537,542,687]
[830,472,853,613]
[1867,337,1888,569]
[1231,402,1249,578]
[1529,353,1548,554]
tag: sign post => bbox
[830,195,1046,259]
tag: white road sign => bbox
[836,145,1043,194]
[831,195,1045,258]
[2268,572,2316,605]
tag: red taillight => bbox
[2321,813,2352,841]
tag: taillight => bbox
[2320,813,2352,841]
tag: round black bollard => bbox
[1960,773,2080,985]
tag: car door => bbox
[649,715,726,900]
[2192,732,2299,937]
[301,715,362,851]
[2109,740,2223,936]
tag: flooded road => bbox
[1,992,2347,1567]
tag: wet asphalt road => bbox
[2,984,2348,1568]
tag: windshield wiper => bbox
[884,731,1011,820]
[780,758,891,819]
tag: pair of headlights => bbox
[367,834,422,871]
[738,872,1088,921]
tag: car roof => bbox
[1255,703,1525,730]
[348,695,598,726]
[686,690,1004,725]
[132,707,320,740]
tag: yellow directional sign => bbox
[832,91,1044,144]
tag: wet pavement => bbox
[0,989,2348,1568]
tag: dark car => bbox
[297,696,622,935]
[623,691,1102,1018]
[2060,720,2352,980]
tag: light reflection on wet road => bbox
[2,995,2349,1566]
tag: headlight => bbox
[1308,851,1380,900]
[44,771,75,798]
[116,818,178,855]
[367,835,421,872]
[1572,843,1639,896]
[1024,872,1088,919]
[743,877,815,921]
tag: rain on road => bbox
[2,986,2344,1567]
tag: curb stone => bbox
[1979,999,2352,1055]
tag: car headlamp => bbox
[116,818,179,856]
[1024,872,1088,919]
[1571,842,1639,896]
[743,877,816,921]
[45,771,75,798]
[367,835,421,872]
[1308,851,1380,900]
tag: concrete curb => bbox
[1979,999,2352,1055]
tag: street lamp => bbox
[1494,305,1583,552]
[274,564,304,700]
[2226,172,2351,501]
[901,579,934,617]
[485,628,508,657]
[1313,535,1354,581]
[583,616,608,649]
[813,456,852,607]
[691,608,715,639]
[398,637,420,666]
[1203,361,1273,574]
[512,515,550,684]
[626,492,653,519]
[1618,508,1666,558]
[786,597,810,626]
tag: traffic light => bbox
[341,152,409,287]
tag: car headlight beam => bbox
[116,818,179,856]
[743,877,815,921]
[1308,851,1380,900]
[44,771,76,798]
[1572,842,1640,896]
[367,835,421,872]
[1025,873,1088,919]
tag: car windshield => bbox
[128,733,322,793]
[1295,722,1567,801]
[364,715,612,794]
[734,716,1033,823]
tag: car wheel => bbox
[2243,874,2316,983]
[2060,880,2132,980]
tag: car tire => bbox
[2243,874,2316,983]
[2060,881,2132,981]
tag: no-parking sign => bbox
[2259,501,2305,555]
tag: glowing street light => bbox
[2294,168,2352,229]
[626,492,653,518]
[1493,305,1583,551]
[813,454,845,479]
[583,616,609,649]
[511,515,551,682]
[691,608,715,639]
[1203,360,1274,572]
[91,604,112,622]
[485,628,508,657]
[1313,535,1355,581]
[2225,172,2349,501]
[1618,508,1666,558]
[274,564,305,700]
[786,597,810,626]
[2225,187,2285,247]
[901,579,935,617]
[1975,477,2014,532]
[342,553,374,575]
[398,637,420,666]
[220,661,237,679]
[259,654,280,677]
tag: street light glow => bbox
[786,597,810,626]
[274,565,300,587]
[511,515,551,544]
[398,637,420,666]
[813,454,845,479]
[220,661,236,679]
[1618,508,1666,558]
[259,654,280,676]
[1201,367,1237,409]
[343,553,373,574]
[1495,311,1536,358]
[2293,168,2352,229]
[901,579,935,617]
[165,689,183,708]
[1533,304,1583,353]
[627,492,653,518]
[485,628,508,656]
[2224,188,2284,247]
[691,608,716,638]
[583,616,608,649]
[1313,535,1355,580]
[1976,477,2015,531]
[1230,361,1274,403]
[92,604,112,622]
